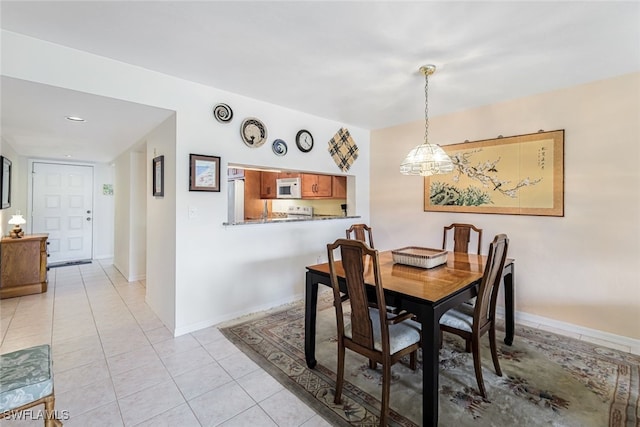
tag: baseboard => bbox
[496,306,640,350]
[172,292,304,337]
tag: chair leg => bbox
[44,394,61,427]
[369,359,377,370]
[334,343,345,404]
[409,350,417,371]
[489,325,503,377]
[471,335,487,398]
[379,360,391,427]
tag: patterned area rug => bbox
[220,294,640,426]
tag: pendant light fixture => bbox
[400,65,454,176]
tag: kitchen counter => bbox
[223,215,360,226]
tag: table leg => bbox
[503,263,515,346]
[304,272,318,369]
[421,307,440,427]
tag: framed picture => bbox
[424,129,564,216]
[152,155,164,197]
[189,154,220,192]
[1,156,11,209]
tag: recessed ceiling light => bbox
[64,154,72,158]
[65,116,86,122]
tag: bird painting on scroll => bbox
[424,130,564,216]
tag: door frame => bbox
[27,159,95,261]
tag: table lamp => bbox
[8,214,26,238]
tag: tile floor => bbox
[2,260,637,426]
[0,261,330,427]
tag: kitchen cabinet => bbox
[260,172,279,199]
[278,172,300,179]
[301,174,333,198]
[332,176,347,199]
[0,234,49,299]
[244,170,267,220]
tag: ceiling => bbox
[2,1,639,163]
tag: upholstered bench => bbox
[0,344,62,426]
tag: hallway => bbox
[0,262,329,426]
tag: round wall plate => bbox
[213,103,233,123]
[240,117,268,148]
[272,139,288,156]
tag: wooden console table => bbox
[0,234,49,299]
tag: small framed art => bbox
[189,154,220,192]
[153,155,164,197]
[1,156,11,209]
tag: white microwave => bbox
[276,177,301,199]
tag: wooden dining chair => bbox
[327,238,421,426]
[345,223,375,248]
[442,223,483,254]
[439,233,509,398]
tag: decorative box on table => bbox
[391,247,448,269]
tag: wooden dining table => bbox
[304,250,515,427]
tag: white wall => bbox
[371,72,640,340]
[145,115,177,331]
[113,151,132,277]
[93,163,115,259]
[130,151,146,281]
[0,30,373,335]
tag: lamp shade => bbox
[8,215,26,225]
[400,142,454,176]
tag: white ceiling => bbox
[2,1,639,163]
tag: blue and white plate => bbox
[272,139,288,156]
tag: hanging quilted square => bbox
[328,127,358,172]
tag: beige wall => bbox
[371,72,640,340]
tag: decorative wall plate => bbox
[213,103,233,123]
[272,139,288,156]
[328,127,358,172]
[240,117,268,148]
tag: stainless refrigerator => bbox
[227,179,245,223]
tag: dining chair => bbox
[327,238,421,426]
[345,223,375,248]
[439,233,509,398]
[442,223,483,254]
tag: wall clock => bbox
[296,129,314,153]
[240,117,268,148]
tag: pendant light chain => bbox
[424,69,429,144]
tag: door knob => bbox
[86,217,92,221]
[86,210,91,214]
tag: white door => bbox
[31,162,94,264]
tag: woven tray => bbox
[391,247,448,269]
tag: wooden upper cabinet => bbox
[260,171,279,199]
[301,174,333,198]
[278,172,300,179]
[332,176,347,199]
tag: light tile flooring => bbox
[0,261,330,427]
[2,261,637,426]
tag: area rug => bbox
[220,293,640,426]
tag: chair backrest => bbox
[443,223,483,254]
[474,234,509,331]
[345,224,375,249]
[327,238,388,352]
